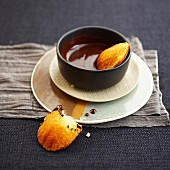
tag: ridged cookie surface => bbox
[96,42,130,70]
[37,108,82,151]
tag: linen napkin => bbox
[0,37,169,127]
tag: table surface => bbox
[0,0,170,169]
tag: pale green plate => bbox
[78,53,153,124]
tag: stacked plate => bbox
[31,48,153,124]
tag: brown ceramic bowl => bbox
[56,26,131,90]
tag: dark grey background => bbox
[0,0,170,169]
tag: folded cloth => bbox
[0,37,169,127]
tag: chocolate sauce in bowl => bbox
[60,35,111,70]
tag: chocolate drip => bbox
[85,113,89,117]
[53,105,64,116]
[90,109,97,114]
[77,124,82,129]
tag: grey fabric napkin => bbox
[0,37,169,127]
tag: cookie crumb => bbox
[80,117,86,121]
[86,132,91,138]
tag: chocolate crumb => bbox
[85,113,89,117]
[60,113,64,117]
[58,105,63,112]
[53,105,65,116]
[52,107,58,111]
[53,105,63,112]
[67,125,69,129]
[77,124,82,129]
[90,109,97,114]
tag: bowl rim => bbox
[56,26,131,73]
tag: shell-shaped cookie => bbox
[97,42,130,70]
[37,110,82,151]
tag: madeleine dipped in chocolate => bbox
[97,42,130,70]
[37,108,82,151]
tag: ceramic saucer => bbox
[31,48,153,124]
[49,53,140,102]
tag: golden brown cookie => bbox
[96,42,130,70]
[37,106,82,151]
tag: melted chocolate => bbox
[85,113,89,117]
[90,109,97,114]
[60,35,111,70]
[53,105,64,116]
[77,124,82,129]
